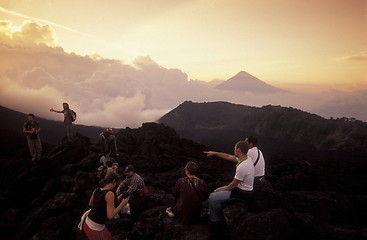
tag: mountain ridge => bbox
[159,101,367,153]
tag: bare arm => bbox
[223,178,241,191]
[105,191,129,219]
[88,190,95,207]
[204,151,237,162]
[49,108,63,113]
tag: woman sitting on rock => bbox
[83,172,129,240]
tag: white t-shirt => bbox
[247,147,265,177]
[234,158,255,191]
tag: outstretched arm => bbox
[204,151,237,162]
[49,108,63,113]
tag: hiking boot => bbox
[166,207,175,217]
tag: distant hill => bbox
[215,71,286,94]
[0,105,106,157]
[159,101,367,155]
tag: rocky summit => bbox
[0,123,366,240]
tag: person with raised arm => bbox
[205,135,265,188]
[206,141,254,223]
[49,102,76,140]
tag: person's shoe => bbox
[166,207,175,217]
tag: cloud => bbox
[1,20,366,128]
[0,20,57,47]
[336,51,367,61]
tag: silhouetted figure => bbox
[49,102,76,140]
[23,113,42,163]
[84,173,129,240]
[166,161,208,225]
[100,128,119,156]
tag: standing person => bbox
[84,173,129,240]
[206,141,254,223]
[49,102,76,140]
[116,165,146,217]
[99,128,119,156]
[166,161,209,225]
[23,113,42,163]
[204,135,265,188]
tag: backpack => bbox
[69,110,77,122]
[96,165,107,181]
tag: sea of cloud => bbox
[1,20,366,128]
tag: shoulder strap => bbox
[187,177,203,201]
[254,149,261,167]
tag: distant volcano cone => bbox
[215,71,286,94]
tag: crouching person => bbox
[166,161,209,225]
[84,173,129,240]
[117,165,147,217]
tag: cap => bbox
[125,165,134,173]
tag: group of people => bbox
[23,102,76,163]
[83,134,265,240]
[167,135,265,226]
[84,164,147,240]
[23,102,120,163]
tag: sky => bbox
[1,0,366,85]
[0,0,366,127]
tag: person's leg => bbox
[65,123,72,140]
[27,136,36,160]
[35,135,42,160]
[208,190,231,222]
[214,186,227,192]
[108,135,118,155]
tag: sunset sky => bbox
[0,0,366,127]
[1,0,365,88]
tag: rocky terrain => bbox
[0,122,366,240]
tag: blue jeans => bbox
[208,186,231,222]
[106,135,118,154]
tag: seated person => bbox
[117,165,146,217]
[166,161,209,225]
[207,141,254,223]
[100,151,113,166]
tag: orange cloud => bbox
[1,20,366,127]
[0,20,56,47]
[336,52,367,61]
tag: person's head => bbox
[104,150,111,156]
[62,102,69,110]
[245,136,257,149]
[124,165,135,176]
[101,172,120,188]
[234,141,249,158]
[27,113,35,121]
[185,161,199,176]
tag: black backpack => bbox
[69,110,77,122]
